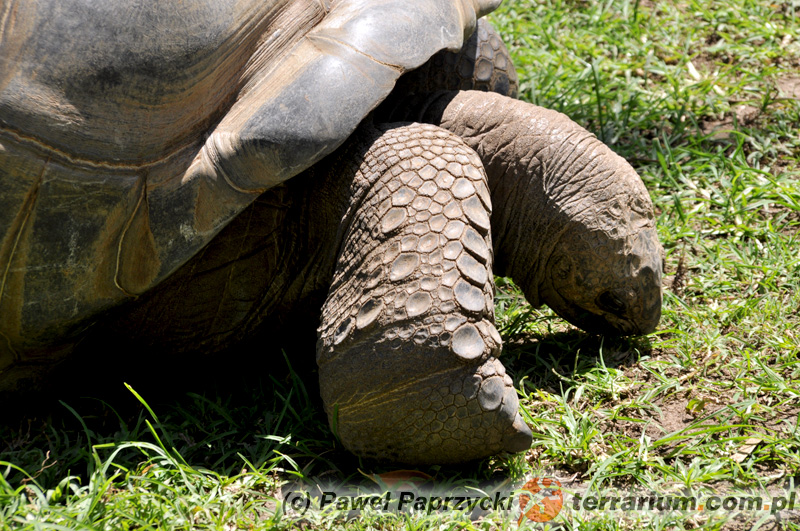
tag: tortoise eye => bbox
[596,290,626,314]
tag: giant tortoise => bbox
[0,0,663,464]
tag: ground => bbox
[1,0,799,529]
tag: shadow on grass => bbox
[0,347,526,491]
[502,328,656,395]
[1,315,654,494]
[0,336,343,485]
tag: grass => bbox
[2,0,800,529]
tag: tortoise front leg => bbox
[316,122,531,464]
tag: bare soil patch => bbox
[700,104,761,139]
[777,76,800,100]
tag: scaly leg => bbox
[317,122,531,464]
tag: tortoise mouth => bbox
[562,306,640,336]
[546,286,648,336]
[546,272,661,337]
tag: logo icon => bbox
[518,477,563,524]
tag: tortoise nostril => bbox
[596,290,626,314]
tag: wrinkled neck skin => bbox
[400,90,663,336]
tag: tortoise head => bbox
[538,181,664,337]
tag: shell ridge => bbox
[113,174,147,298]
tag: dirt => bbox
[777,76,800,100]
[593,395,696,454]
[670,249,688,296]
[647,398,695,438]
[700,104,761,140]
